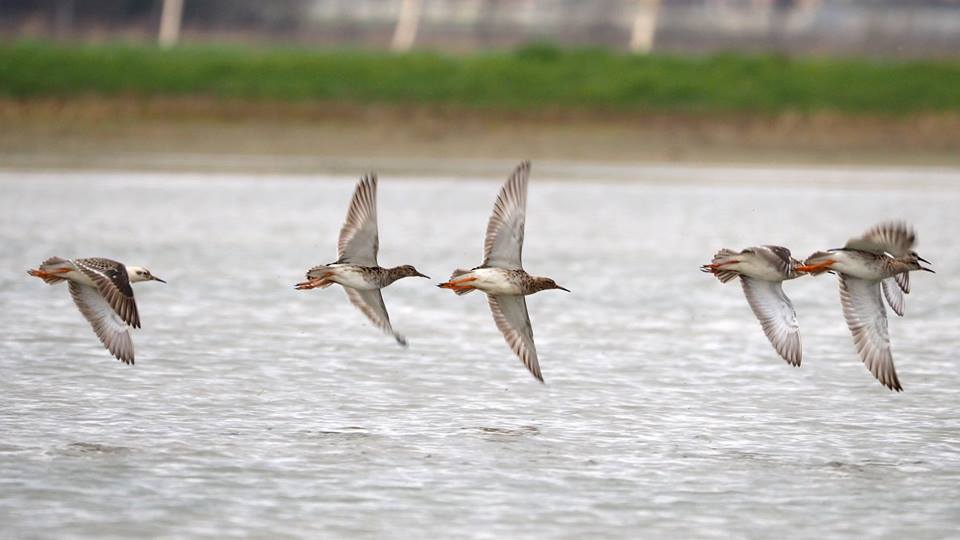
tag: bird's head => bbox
[898,254,934,273]
[128,266,166,283]
[535,277,570,293]
[394,265,430,279]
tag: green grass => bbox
[2,41,959,114]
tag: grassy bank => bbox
[2,42,960,114]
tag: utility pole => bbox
[391,0,422,52]
[629,0,660,53]
[159,0,184,48]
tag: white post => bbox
[159,0,184,48]
[391,0,422,52]
[629,0,661,53]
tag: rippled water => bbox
[1,166,959,538]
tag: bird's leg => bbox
[701,260,739,270]
[438,276,477,289]
[295,271,334,290]
[295,278,330,290]
[795,260,835,274]
[27,268,70,279]
[699,260,739,273]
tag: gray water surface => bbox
[1,167,959,539]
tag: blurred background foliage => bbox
[3,41,958,114]
[2,1,958,167]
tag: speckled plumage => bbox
[438,161,569,383]
[801,221,934,391]
[701,245,805,367]
[296,174,428,346]
[27,256,164,365]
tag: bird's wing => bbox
[69,282,135,364]
[343,287,406,346]
[337,175,379,266]
[740,277,802,366]
[482,161,529,270]
[487,294,542,382]
[895,271,910,294]
[759,245,799,277]
[844,221,915,256]
[74,258,140,328]
[838,275,901,391]
[882,277,905,317]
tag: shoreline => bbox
[3,98,960,172]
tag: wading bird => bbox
[28,257,165,364]
[797,221,934,391]
[438,161,569,382]
[702,246,806,367]
[296,174,428,346]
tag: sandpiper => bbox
[701,245,806,366]
[295,174,428,346]
[796,221,934,391]
[437,161,569,382]
[834,221,930,316]
[27,257,165,364]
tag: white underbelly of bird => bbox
[462,268,523,296]
[823,253,887,280]
[325,265,381,290]
[63,270,99,287]
[727,259,785,281]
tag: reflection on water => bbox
[1,166,959,538]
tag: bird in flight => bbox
[28,256,165,364]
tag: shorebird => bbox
[701,246,806,366]
[437,161,568,382]
[796,221,934,391]
[295,174,428,346]
[27,257,165,364]
[833,221,930,317]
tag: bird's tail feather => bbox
[28,256,71,285]
[305,265,332,280]
[439,269,477,295]
[701,249,740,283]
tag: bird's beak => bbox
[152,276,167,283]
[415,271,430,279]
[557,285,571,292]
[920,267,935,273]
[917,255,931,264]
